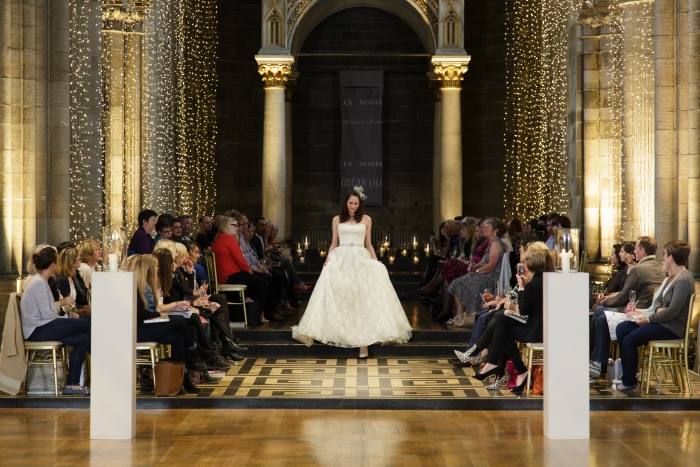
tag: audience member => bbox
[154,217,173,243]
[196,215,214,250]
[21,247,91,395]
[77,239,101,290]
[129,209,157,254]
[545,213,559,250]
[55,247,91,319]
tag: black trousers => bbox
[226,271,272,313]
[420,254,443,287]
[137,315,194,362]
[487,315,540,374]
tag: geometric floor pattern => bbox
[185,357,700,400]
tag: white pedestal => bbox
[543,272,590,440]
[90,272,136,440]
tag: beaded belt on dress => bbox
[338,243,364,247]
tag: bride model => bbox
[292,187,413,357]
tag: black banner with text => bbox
[340,71,383,206]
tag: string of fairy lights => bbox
[599,0,623,250]
[69,0,104,241]
[69,0,218,238]
[620,0,655,238]
[504,0,582,221]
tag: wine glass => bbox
[629,290,636,305]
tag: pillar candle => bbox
[108,254,119,272]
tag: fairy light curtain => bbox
[504,0,583,221]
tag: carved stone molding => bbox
[431,56,471,89]
[255,55,295,89]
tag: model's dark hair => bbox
[339,189,365,223]
[32,247,57,271]
[152,249,173,296]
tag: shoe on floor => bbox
[185,357,207,372]
[612,381,639,392]
[589,361,601,378]
[207,357,233,370]
[226,352,245,362]
[201,372,218,384]
[62,386,89,395]
[183,375,201,394]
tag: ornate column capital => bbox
[255,55,295,89]
[431,55,471,89]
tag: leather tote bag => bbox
[154,360,185,397]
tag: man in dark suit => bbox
[251,216,267,260]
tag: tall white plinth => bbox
[543,272,589,440]
[90,272,136,439]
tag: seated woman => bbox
[448,218,506,327]
[468,248,549,393]
[240,222,289,320]
[126,255,207,394]
[154,217,173,243]
[256,220,296,310]
[431,219,477,321]
[211,216,276,323]
[612,240,694,392]
[454,239,549,367]
[419,222,448,289]
[21,247,91,395]
[55,247,91,320]
[184,241,209,285]
[76,239,101,291]
[268,222,312,294]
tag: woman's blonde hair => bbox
[172,242,187,264]
[218,216,237,239]
[77,239,101,263]
[56,247,79,278]
[126,255,160,306]
[522,247,555,273]
[27,244,55,274]
[154,239,178,262]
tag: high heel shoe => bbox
[294,284,313,292]
[473,366,504,381]
[454,345,477,363]
[485,372,510,390]
[511,371,529,394]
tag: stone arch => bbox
[289,0,437,56]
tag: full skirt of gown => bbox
[292,223,413,347]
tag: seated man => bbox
[196,215,214,250]
[589,236,665,382]
[154,217,173,243]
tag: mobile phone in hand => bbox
[517,263,525,276]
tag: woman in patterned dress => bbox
[448,218,507,327]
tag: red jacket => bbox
[211,233,251,284]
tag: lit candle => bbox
[413,255,419,264]
[412,235,418,249]
[304,236,309,249]
[320,251,326,257]
[299,256,305,264]
[297,249,302,256]
[108,253,119,272]
[560,248,574,273]
[379,247,385,257]
[424,244,430,256]
[401,249,407,257]
[384,242,390,249]
[388,256,395,265]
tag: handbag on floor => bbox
[505,361,518,390]
[531,365,544,395]
[154,360,184,397]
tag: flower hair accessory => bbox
[353,186,368,200]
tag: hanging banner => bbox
[339,70,383,206]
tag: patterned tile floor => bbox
[185,357,700,400]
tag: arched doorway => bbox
[290,7,435,231]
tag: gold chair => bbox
[15,295,67,396]
[523,342,543,396]
[579,251,589,274]
[204,250,248,326]
[640,294,697,395]
[136,342,159,389]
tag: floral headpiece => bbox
[353,186,367,201]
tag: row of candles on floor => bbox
[296,236,428,264]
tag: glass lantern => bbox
[102,226,128,271]
[553,228,580,272]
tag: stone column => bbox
[654,0,677,251]
[431,56,470,222]
[620,0,655,238]
[581,31,602,260]
[284,73,298,241]
[256,55,293,239]
[0,0,49,274]
[688,1,700,271]
[428,74,442,233]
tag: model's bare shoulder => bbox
[361,215,372,224]
[332,215,340,225]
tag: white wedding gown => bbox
[292,223,413,347]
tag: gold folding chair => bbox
[204,250,248,326]
[136,342,159,389]
[640,294,696,394]
[15,294,67,396]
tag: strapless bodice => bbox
[338,223,366,247]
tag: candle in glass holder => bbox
[297,249,303,256]
[379,247,385,257]
[108,253,119,272]
[320,251,326,257]
[424,243,430,256]
[303,236,309,250]
[299,256,305,264]
[559,248,573,273]
[401,249,407,257]
[412,235,418,249]
[388,256,395,265]
[413,253,420,265]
